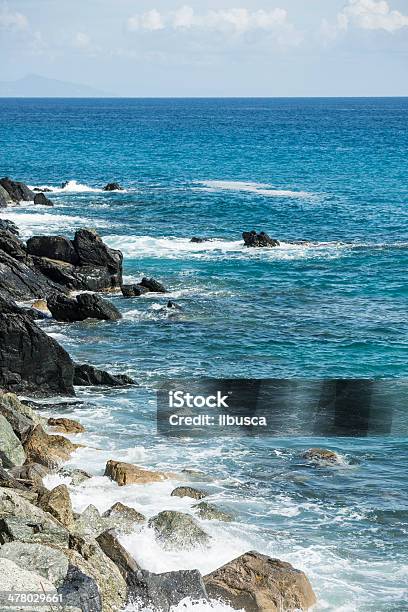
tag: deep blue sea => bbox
[1,98,408,611]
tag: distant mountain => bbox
[0,74,110,97]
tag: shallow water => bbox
[1,98,408,611]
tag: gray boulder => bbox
[0,541,69,586]
[0,515,69,548]
[193,501,233,522]
[148,510,211,550]
[0,394,34,442]
[0,414,26,468]
[47,292,122,322]
[33,192,54,206]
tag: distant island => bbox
[0,74,110,98]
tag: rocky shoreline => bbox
[0,178,317,611]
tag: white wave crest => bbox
[198,180,312,198]
[29,180,122,194]
[0,210,111,236]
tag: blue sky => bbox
[1,0,407,95]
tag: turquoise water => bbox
[1,98,408,610]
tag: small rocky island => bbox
[0,178,317,611]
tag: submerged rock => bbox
[0,541,69,586]
[33,192,54,206]
[121,284,149,298]
[121,276,166,297]
[23,425,78,469]
[48,417,85,434]
[27,235,79,264]
[242,230,280,248]
[73,364,135,387]
[171,486,208,500]
[193,501,233,522]
[190,236,209,243]
[302,448,341,464]
[0,177,34,202]
[204,551,317,612]
[104,460,168,486]
[47,292,122,322]
[148,510,211,551]
[140,276,166,293]
[103,182,123,191]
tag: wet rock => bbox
[23,425,78,469]
[134,569,208,612]
[33,192,54,206]
[204,551,317,612]
[0,300,75,396]
[96,529,140,580]
[193,501,233,522]
[181,468,211,481]
[140,277,166,293]
[47,292,122,322]
[167,300,182,310]
[171,486,208,500]
[103,182,123,191]
[0,177,34,202]
[102,502,145,530]
[104,460,169,486]
[0,541,69,586]
[0,184,13,207]
[58,467,91,486]
[0,249,63,302]
[31,298,52,319]
[33,187,52,193]
[48,417,85,434]
[38,484,75,528]
[190,236,209,243]
[0,219,19,235]
[121,284,149,297]
[302,448,340,464]
[242,230,280,248]
[0,414,26,468]
[148,510,211,551]
[0,229,26,260]
[73,505,113,539]
[73,364,135,387]
[0,394,34,442]
[58,564,102,612]
[27,235,79,264]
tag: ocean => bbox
[1,97,407,611]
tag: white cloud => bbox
[338,0,408,32]
[73,32,91,49]
[128,6,294,36]
[0,4,28,31]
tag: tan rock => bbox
[48,417,85,434]
[104,459,169,486]
[302,448,340,463]
[38,484,74,528]
[23,425,78,468]
[32,299,50,314]
[204,551,317,612]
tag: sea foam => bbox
[198,180,312,198]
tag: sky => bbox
[0,0,407,96]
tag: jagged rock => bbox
[104,460,168,486]
[121,284,149,297]
[0,177,34,202]
[190,236,209,243]
[193,501,233,522]
[0,558,57,603]
[58,564,102,612]
[33,187,52,193]
[0,541,69,586]
[48,417,85,434]
[0,414,26,468]
[0,302,75,395]
[204,551,317,612]
[73,229,122,277]
[96,529,140,580]
[0,184,13,207]
[0,515,69,547]
[27,235,79,264]
[73,364,135,387]
[2,393,46,427]
[103,182,123,191]
[0,394,34,442]
[242,230,280,248]
[33,192,54,206]
[140,277,166,293]
[58,467,91,486]
[171,486,208,500]
[67,534,128,612]
[73,505,113,539]
[47,292,122,322]
[0,464,29,490]
[148,510,211,550]
[102,502,145,525]
[0,230,26,260]
[10,462,49,487]
[0,249,64,302]
[302,448,340,464]
[23,425,78,469]
[38,484,75,528]
[0,219,19,235]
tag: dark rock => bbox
[47,292,122,322]
[0,177,34,202]
[140,277,166,293]
[0,185,13,207]
[127,567,208,612]
[27,235,79,264]
[121,284,150,298]
[171,486,208,500]
[0,219,19,235]
[30,256,79,289]
[0,231,26,260]
[33,192,54,207]
[33,187,52,193]
[103,182,123,191]
[73,364,135,387]
[148,510,211,550]
[0,299,75,396]
[73,228,122,278]
[61,181,69,189]
[0,249,64,302]
[242,230,280,248]
[167,300,182,310]
[57,564,102,612]
[190,237,208,243]
[204,551,317,612]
